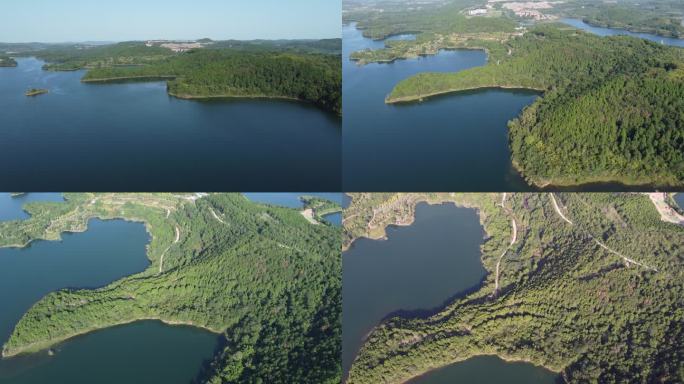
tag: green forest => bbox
[345,0,684,187]
[362,23,684,188]
[344,192,684,384]
[10,40,342,114]
[82,49,342,114]
[0,193,342,384]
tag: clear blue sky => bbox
[1,0,341,42]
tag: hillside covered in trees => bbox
[0,193,342,384]
[346,0,684,188]
[5,40,342,114]
[344,193,684,384]
[383,24,684,188]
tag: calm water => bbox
[406,355,558,384]
[0,218,150,344]
[0,321,218,384]
[343,203,487,376]
[561,18,684,47]
[0,58,341,191]
[243,192,342,226]
[0,193,64,221]
[342,23,539,191]
[0,196,218,382]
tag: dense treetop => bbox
[345,0,684,188]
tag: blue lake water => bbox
[0,321,217,384]
[343,202,487,376]
[342,23,539,191]
[561,18,684,47]
[0,58,341,191]
[0,218,151,346]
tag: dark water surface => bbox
[342,23,539,191]
[343,203,487,375]
[0,218,150,344]
[406,355,558,384]
[0,321,218,384]
[0,58,340,191]
[0,195,218,383]
[561,18,684,47]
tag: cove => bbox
[406,355,557,384]
[0,58,341,191]
[0,321,217,384]
[561,18,684,47]
[342,23,538,191]
[343,202,487,377]
[244,192,343,226]
[0,193,64,222]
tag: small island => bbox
[25,88,48,97]
[0,56,17,67]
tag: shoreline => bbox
[81,75,177,83]
[351,46,491,67]
[393,353,562,384]
[512,160,684,190]
[575,17,684,40]
[80,75,339,114]
[2,318,222,359]
[386,84,545,104]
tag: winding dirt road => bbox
[549,194,657,272]
[209,208,226,224]
[550,193,573,225]
[159,226,180,274]
[494,193,517,294]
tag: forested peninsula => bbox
[344,193,684,384]
[19,40,342,114]
[346,1,684,188]
[0,193,342,384]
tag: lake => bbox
[0,195,218,383]
[244,192,342,226]
[406,355,557,384]
[0,193,64,221]
[343,202,487,376]
[561,18,684,47]
[0,58,341,191]
[0,321,217,384]
[342,23,539,191]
